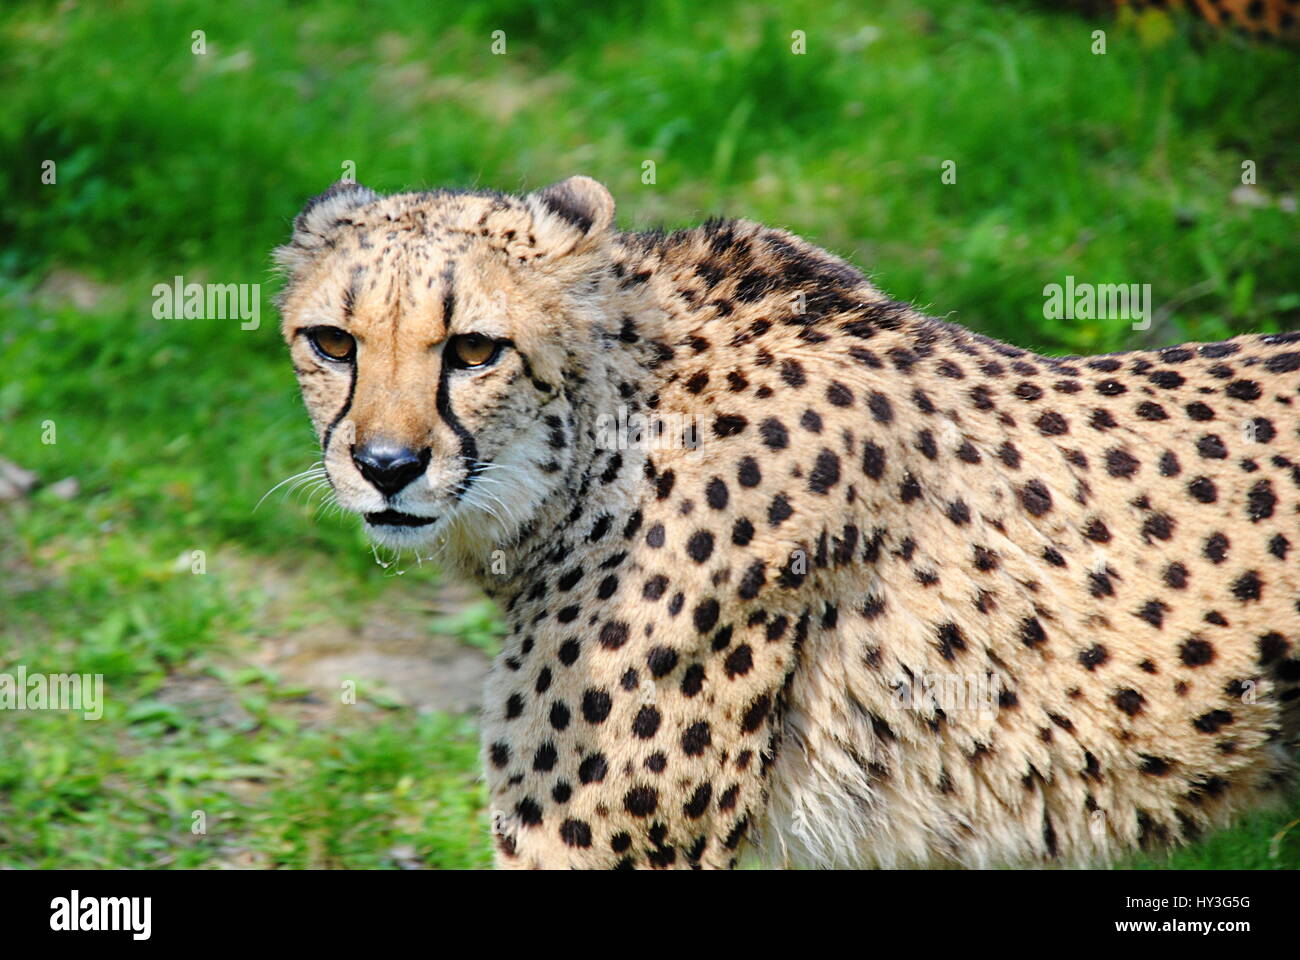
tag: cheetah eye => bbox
[447,333,503,370]
[306,326,356,362]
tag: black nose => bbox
[351,443,431,497]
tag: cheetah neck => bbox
[469,259,670,596]
[473,225,996,599]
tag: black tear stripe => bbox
[434,262,477,498]
[321,360,357,465]
[432,262,481,499]
[437,358,482,499]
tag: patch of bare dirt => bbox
[156,673,258,729]
[230,554,492,722]
[34,268,122,312]
[266,608,489,716]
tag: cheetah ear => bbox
[526,176,615,253]
[274,181,379,274]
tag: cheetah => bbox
[276,176,1300,869]
[1070,0,1300,39]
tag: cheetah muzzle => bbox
[276,175,1300,869]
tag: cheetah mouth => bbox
[364,509,438,527]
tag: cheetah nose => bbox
[351,443,431,497]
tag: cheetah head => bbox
[274,176,617,570]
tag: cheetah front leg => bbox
[480,621,788,870]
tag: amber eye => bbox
[447,333,501,369]
[307,326,356,362]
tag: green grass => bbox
[0,0,1296,869]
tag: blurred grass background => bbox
[0,0,1297,869]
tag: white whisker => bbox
[255,461,326,513]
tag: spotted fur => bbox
[277,176,1299,869]
[1078,0,1300,37]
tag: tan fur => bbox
[1078,0,1300,38]
[277,177,1299,869]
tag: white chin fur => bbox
[364,519,443,552]
[348,441,553,570]
[361,507,507,570]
